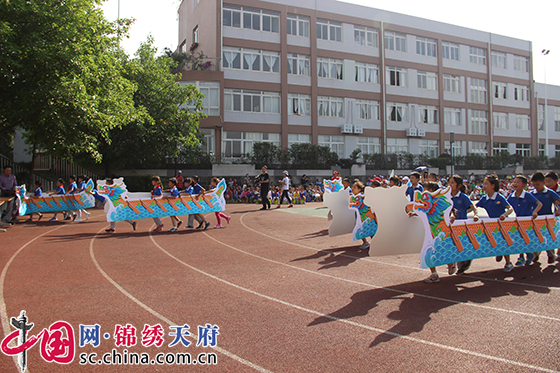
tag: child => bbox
[388,176,400,188]
[277,171,293,208]
[544,171,560,261]
[203,177,231,229]
[183,177,203,229]
[350,181,372,250]
[167,178,183,232]
[26,181,44,222]
[65,175,78,221]
[476,175,515,272]
[190,176,211,230]
[450,176,479,275]
[74,175,91,222]
[406,172,423,202]
[151,176,165,231]
[508,175,542,266]
[98,179,137,233]
[49,178,66,221]
[530,172,559,263]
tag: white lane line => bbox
[201,232,560,322]
[239,213,560,291]
[149,232,559,373]
[89,227,272,373]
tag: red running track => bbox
[0,204,559,372]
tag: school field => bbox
[1,204,559,372]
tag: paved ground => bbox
[0,203,559,372]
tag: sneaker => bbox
[168,227,177,232]
[288,204,293,208]
[85,212,90,221]
[515,256,525,266]
[37,213,43,221]
[72,213,77,222]
[496,255,503,262]
[276,205,281,209]
[548,255,557,264]
[49,217,58,222]
[525,253,535,266]
[259,207,266,211]
[105,228,115,233]
[424,273,440,283]
[225,216,231,224]
[26,218,33,222]
[203,221,211,230]
[447,263,457,275]
[185,225,194,229]
[132,221,137,231]
[153,224,164,232]
[503,263,514,272]
[532,254,540,264]
[358,242,370,250]
[456,261,471,275]
[196,221,204,229]
[214,224,222,229]
[64,215,71,221]
[177,220,183,229]
[75,218,83,223]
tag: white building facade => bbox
[178,0,558,162]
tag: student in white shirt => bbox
[277,170,293,208]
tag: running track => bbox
[0,204,559,372]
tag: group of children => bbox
[416,171,560,283]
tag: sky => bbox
[101,0,560,86]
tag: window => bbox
[318,135,344,157]
[555,107,560,132]
[287,54,310,76]
[470,78,487,104]
[538,104,545,131]
[386,66,407,87]
[515,114,530,130]
[356,137,381,154]
[316,19,342,42]
[354,26,378,47]
[317,58,343,80]
[180,81,220,116]
[318,96,344,118]
[356,100,380,120]
[386,102,409,122]
[493,82,507,99]
[416,37,437,57]
[469,141,488,155]
[417,71,438,90]
[444,108,462,126]
[193,26,199,44]
[288,94,311,116]
[469,47,486,65]
[445,141,463,156]
[355,62,379,83]
[288,134,311,147]
[223,6,279,32]
[516,143,531,157]
[387,138,409,153]
[287,14,309,37]
[493,143,509,154]
[418,105,439,124]
[222,131,280,158]
[222,5,241,28]
[200,128,215,155]
[442,42,459,61]
[556,145,560,157]
[223,47,280,73]
[539,144,545,156]
[491,51,506,69]
[443,75,460,93]
[384,32,407,52]
[419,140,439,157]
[493,112,508,129]
[224,89,280,113]
[513,85,529,101]
[470,110,488,135]
[513,55,529,72]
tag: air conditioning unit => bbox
[341,124,354,134]
[353,124,363,134]
[406,128,417,137]
[417,128,426,137]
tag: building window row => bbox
[223,47,280,73]
[356,100,380,120]
[443,74,460,93]
[318,96,344,117]
[470,78,487,104]
[224,89,280,113]
[416,37,437,57]
[385,31,407,52]
[316,19,342,42]
[417,71,438,90]
[354,26,378,47]
[222,131,280,158]
[318,135,345,156]
[355,62,379,83]
[223,5,280,33]
[288,94,311,116]
[444,108,462,126]
[317,57,343,80]
[287,53,310,76]
[514,85,530,101]
[442,42,460,61]
[470,110,488,135]
[387,102,409,122]
[287,14,309,37]
[418,105,439,124]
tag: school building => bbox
[177,0,560,162]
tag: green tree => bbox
[98,39,206,174]
[290,143,338,169]
[0,0,138,166]
[250,142,279,167]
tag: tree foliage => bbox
[97,39,206,174]
[0,0,138,162]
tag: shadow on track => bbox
[290,245,369,270]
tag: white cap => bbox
[283,170,289,175]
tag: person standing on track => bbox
[256,165,271,210]
[277,170,293,209]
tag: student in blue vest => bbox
[530,172,560,264]
[476,175,515,272]
[74,175,91,222]
[451,175,479,275]
[507,175,542,266]
[544,171,560,261]
[167,177,183,232]
[405,172,423,202]
[26,181,44,222]
[49,178,66,221]
[151,176,165,231]
[65,175,79,221]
